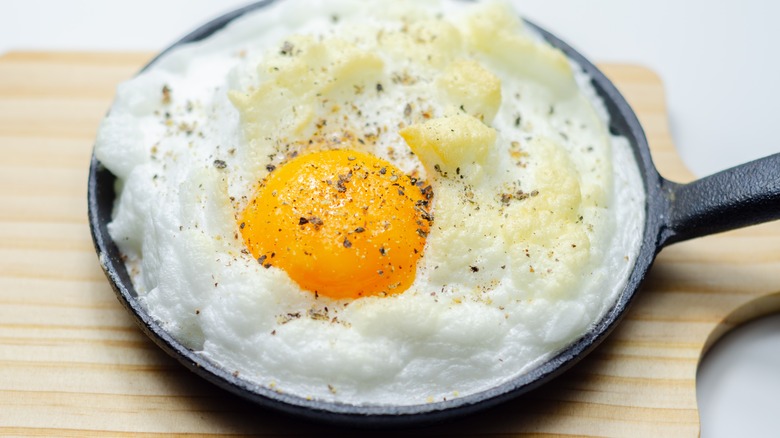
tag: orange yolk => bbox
[238,149,433,300]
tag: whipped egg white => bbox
[95,0,645,405]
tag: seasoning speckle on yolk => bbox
[239,149,433,299]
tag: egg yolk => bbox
[239,149,433,300]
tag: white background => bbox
[2,1,779,436]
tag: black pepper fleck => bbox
[161,85,172,105]
[280,40,294,56]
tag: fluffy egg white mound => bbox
[95,0,646,405]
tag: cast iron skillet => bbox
[87,0,780,428]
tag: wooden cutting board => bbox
[1,51,779,437]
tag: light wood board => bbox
[1,52,779,437]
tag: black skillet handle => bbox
[660,153,780,246]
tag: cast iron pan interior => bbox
[88,0,780,427]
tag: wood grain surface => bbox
[1,52,779,437]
